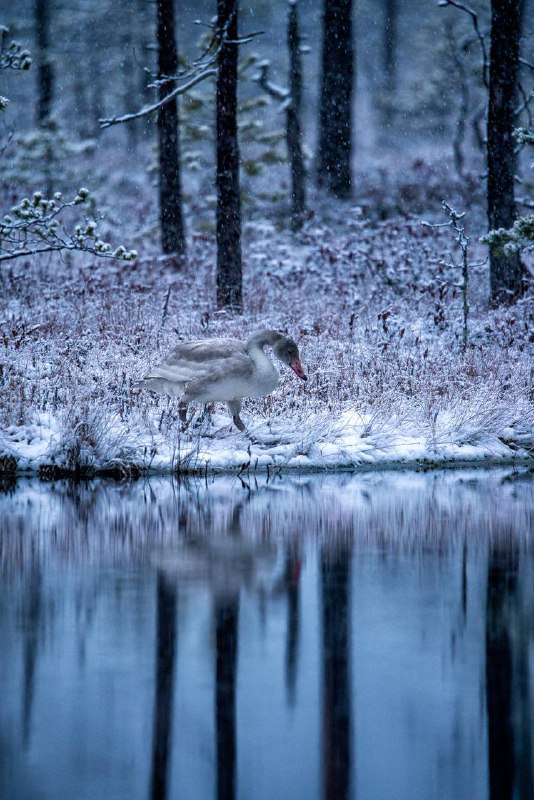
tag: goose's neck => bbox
[244,330,281,390]
[245,329,284,354]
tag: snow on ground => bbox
[0,403,531,476]
[1,155,533,477]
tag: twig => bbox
[421,200,476,349]
[0,190,137,263]
[100,68,217,128]
[438,0,488,89]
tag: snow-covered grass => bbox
[1,154,532,476]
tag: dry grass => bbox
[0,157,532,474]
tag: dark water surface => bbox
[1,468,533,800]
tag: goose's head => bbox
[273,336,307,381]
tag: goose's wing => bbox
[143,337,252,387]
[165,338,245,365]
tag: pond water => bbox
[0,468,533,800]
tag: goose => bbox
[140,329,307,431]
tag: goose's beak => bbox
[290,360,307,380]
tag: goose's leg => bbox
[201,403,215,424]
[178,401,188,427]
[227,400,246,432]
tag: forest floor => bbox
[1,149,533,477]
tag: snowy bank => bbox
[1,177,532,480]
[1,404,532,477]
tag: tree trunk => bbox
[35,0,54,123]
[216,0,242,311]
[156,0,186,258]
[287,0,306,231]
[487,0,522,304]
[381,0,397,128]
[383,0,397,93]
[316,0,354,198]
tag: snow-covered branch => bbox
[254,60,289,105]
[99,68,217,129]
[100,11,260,130]
[481,216,534,255]
[0,25,32,72]
[0,190,137,263]
[422,201,476,348]
[482,129,534,257]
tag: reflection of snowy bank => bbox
[1,468,533,573]
[0,402,532,476]
[2,469,533,800]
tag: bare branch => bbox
[100,68,217,128]
[254,61,288,103]
[438,0,488,89]
[514,82,533,127]
[445,21,469,178]
[422,200,474,348]
[516,196,534,209]
[100,10,261,131]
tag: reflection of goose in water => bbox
[151,491,279,800]
[140,329,307,431]
[152,495,277,599]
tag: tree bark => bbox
[216,0,242,311]
[287,0,306,231]
[487,0,522,304]
[316,0,354,198]
[156,0,186,257]
[35,0,54,123]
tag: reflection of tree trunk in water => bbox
[461,541,468,620]
[321,548,351,800]
[485,546,517,800]
[215,597,239,800]
[22,570,43,748]
[516,611,534,800]
[285,546,301,706]
[149,572,178,800]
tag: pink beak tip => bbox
[291,360,307,381]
